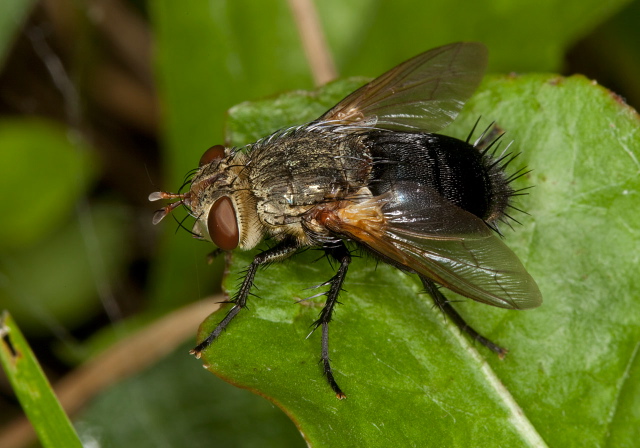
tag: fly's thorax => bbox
[189,152,264,250]
[247,126,372,231]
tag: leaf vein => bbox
[447,324,549,447]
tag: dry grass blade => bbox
[287,0,337,86]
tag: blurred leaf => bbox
[0,0,36,67]
[0,312,82,448]
[0,118,95,249]
[316,0,632,75]
[74,341,304,447]
[0,202,131,336]
[196,74,640,447]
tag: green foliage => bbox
[197,74,640,447]
[0,312,82,448]
[315,0,631,74]
[0,118,95,249]
[0,202,131,335]
[148,0,632,313]
[0,0,639,446]
[0,118,134,337]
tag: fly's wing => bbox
[317,42,487,133]
[320,183,542,310]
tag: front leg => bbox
[190,240,299,357]
[313,241,352,399]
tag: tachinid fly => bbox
[150,42,542,398]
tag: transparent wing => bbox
[317,42,487,132]
[320,183,541,310]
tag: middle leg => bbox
[313,241,352,399]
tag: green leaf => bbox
[316,0,631,74]
[225,77,369,146]
[0,202,131,336]
[197,75,640,447]
[0,118,96,249]
[0,312,82,448]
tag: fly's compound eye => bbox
[208,196,239,250]
[199,144,226,167]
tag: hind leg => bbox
[421,277,507,357]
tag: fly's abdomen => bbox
[365,131,512,223]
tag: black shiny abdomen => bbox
[365,131,499,221]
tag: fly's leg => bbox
[190,240,299,358]
[312,241,351,399]
[421,277,507,357]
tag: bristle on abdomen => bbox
[472,122,531,232]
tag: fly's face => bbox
[150,144,264,251]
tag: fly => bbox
[150,42,543,399]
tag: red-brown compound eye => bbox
[207,196,239,250]
[199,144,226,167]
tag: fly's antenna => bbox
[149,191,192,225]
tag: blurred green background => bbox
[0,0,639,446]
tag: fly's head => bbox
[150,144,264,251]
